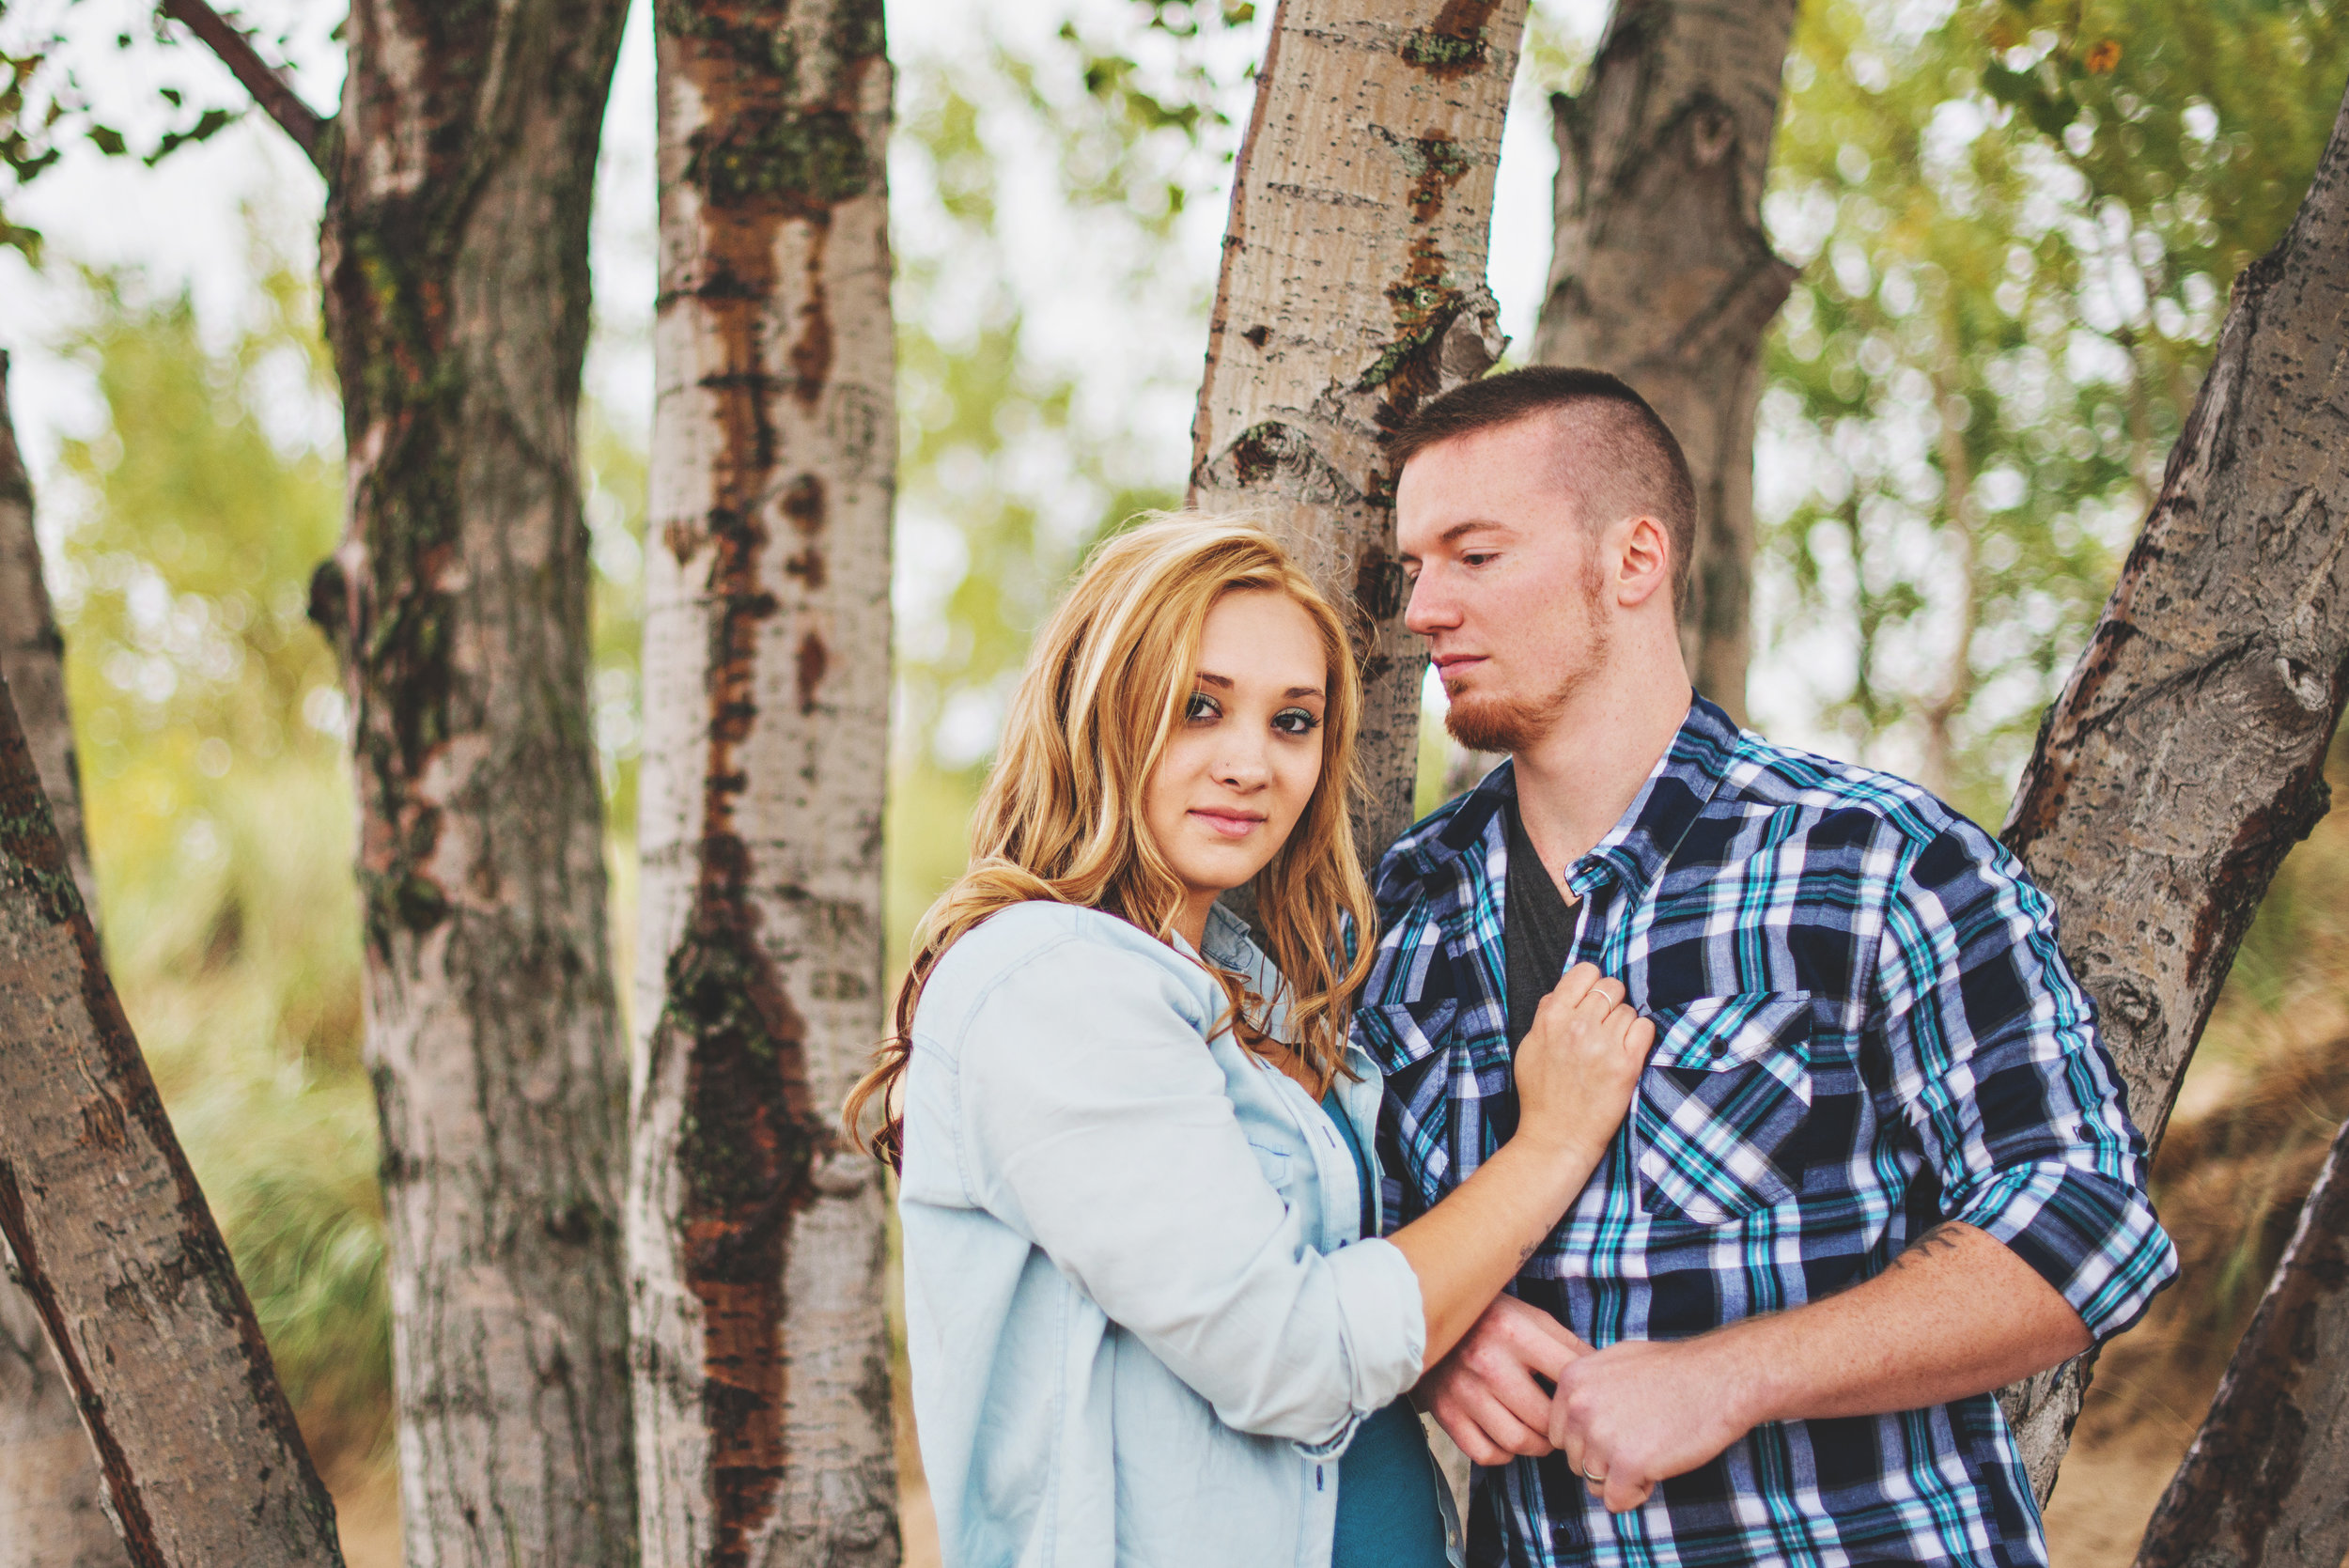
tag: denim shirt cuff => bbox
[1291,1236,1425,1459]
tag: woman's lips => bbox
[1190,809,1265,840]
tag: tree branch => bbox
[155,0,329,171]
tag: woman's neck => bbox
[1174,891,1216,954]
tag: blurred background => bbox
[2,0,2345,1560]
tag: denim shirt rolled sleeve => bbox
[1872,821,2179,1341]
[958,936,1424,1448]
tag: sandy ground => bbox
[2039,1428,2190,1568]
[322,1389,2184,1568]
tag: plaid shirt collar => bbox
[1380,691,1736,913]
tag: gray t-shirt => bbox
[1504,793,1581,1049]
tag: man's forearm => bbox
[1710,1221,2092,1426]
[1544,1219,2095,1512]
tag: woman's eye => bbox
[1271,707,1320,737]
[1186,692,1221,722]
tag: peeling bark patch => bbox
[686,108,872,212]
[783,474,828,588]
[665,916,818,1566]
[1232,422,1290,487]
[1357,235,1464,409]
[790,226,835,406]
[76,1097,127,1152]
[1356,553,1406,621]
[1205,422,1360,507]
[1401,0,1498,79]
[796,632,828,715]
[0,730,80,929]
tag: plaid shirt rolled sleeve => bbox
[1874,822,2174,1339]
[1357,694,2177,1568]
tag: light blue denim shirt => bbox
[898,899,1427,1568]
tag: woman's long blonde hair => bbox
[847,515,1378,1166]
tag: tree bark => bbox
[626,3,898,1565]
[0,679,344,1566]
[0,352,128,1567]
[1190,0,1526,858]
[2133,1114,2349,1568]
[1994,79,2349,1501]
[298,4,641,1561]
[1530,0,1799,722]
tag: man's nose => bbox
[1405,569,1458,636]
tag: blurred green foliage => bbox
[46,253,387,1461]
[1758,0,2349,822]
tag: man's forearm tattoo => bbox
[1886,1221,1968,1275]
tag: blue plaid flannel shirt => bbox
[1358,694,2176,1568]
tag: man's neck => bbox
[1509,651,1693,888]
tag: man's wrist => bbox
[1685,1317,1783,1435]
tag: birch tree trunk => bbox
[302,5,640,1560]
[2133,1115,2349,1568]
[1993,78,2349,1501]
[0,680,344,1567]
[1530,0,1799,722]
[626,3,898,1564]
[0,352,127,1568]
[1190,0,1525,857]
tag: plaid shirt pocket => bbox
[1634,993,1814,1225]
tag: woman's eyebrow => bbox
[1197,672,1323,699]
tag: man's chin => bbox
[1444,694,1545,755]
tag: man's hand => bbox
[1416,1295,1589,1465]
[1548,1336,1750,1514]
[1547,1221,2092,1514]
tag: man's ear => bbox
[1614,513,1672,609]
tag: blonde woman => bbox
[848,519,1651,1568]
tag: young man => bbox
[1357,367,2176,1568]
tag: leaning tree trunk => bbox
[1530,0,1799,722]
[0,352,127,1568]
[2134,1116,2349,1568]
[626,2,898,1564]
[1994,76,2349,1502]
[0,681,345,1567]
[1190,0,1526,858]
[301,3,640,1561]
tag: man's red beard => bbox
[1444,687,1561,753]
[1440,557,1610,754]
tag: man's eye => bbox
[1272,707,1320,736]
[1186,692,1221,722]
[1463,551,1498,567]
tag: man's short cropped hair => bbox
[1391,366,1699,607]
